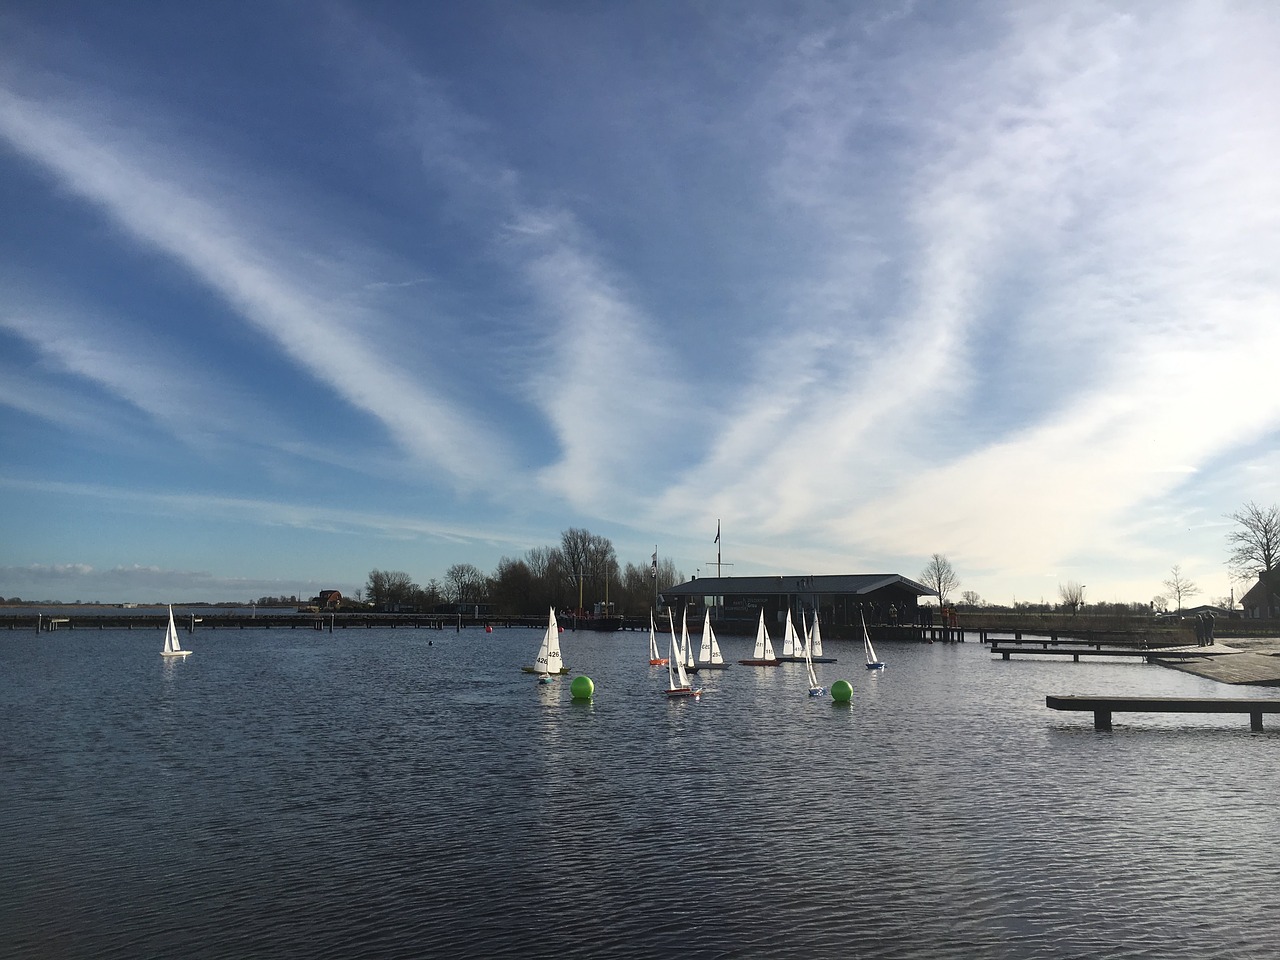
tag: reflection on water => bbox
[2,627,1278,958]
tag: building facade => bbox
[660,573,937,633]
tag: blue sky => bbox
[2,1,1278,607]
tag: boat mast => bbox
[705,520,733,620]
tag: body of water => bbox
[2,626,1277,958]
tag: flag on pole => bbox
[714,520,720,544]
[651,548,658,579]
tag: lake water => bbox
[3,625,1278,958]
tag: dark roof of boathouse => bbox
[662,573,936,599]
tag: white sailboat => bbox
[696,612,729,669]
[804,621,826,697]
[778,608,804,661]
[679,609,698,674]
[808,610,836,663]
[648,611,669,665]
[523,607,567,680]
[738,609,780,666]
[665,611,700,698]
[862,610,886,670]
[160,605,192,658]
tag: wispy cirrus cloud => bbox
[0,84,510,489]
[636,2,1280,590]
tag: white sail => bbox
[810,612,824,657]
[862,610,882,666]
[649,612,660,660]
[161,605,191,657]
[670,621,690,688]
[701,611,721,665]
[535,607,562,675]
[781,609,797,657]
[752,610,768,659]
[709,621,724,665]
[796,611,809,658]
[804,619,823,693]
[681,610,695,669]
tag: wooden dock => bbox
[1046,694,1280,731]
[988,636,1280,686]
[990,639,1208,662]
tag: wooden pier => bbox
[989,639,1208,662]
[1046,694,1280,732]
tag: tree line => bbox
[362,527,686,617]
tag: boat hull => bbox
[161,650,192,658]
[664,688,700,698]
[738,658,780,666]
[521,666,570,674]
[866,662,886,670]
[577,618,622,631]
[695,662,730,670]
[649,658,669,666]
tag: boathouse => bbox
[660,573,936,632]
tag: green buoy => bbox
[570,675,594,700]
[830,679,853,703]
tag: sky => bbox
[2,1,1278,608]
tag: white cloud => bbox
[0,85,510,489]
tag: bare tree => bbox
[1162,564,1199,613]
[1226,501,1280,617]
[960,590,982,608]
[558,528,617,611]
[1058,580,1085,614]
[920,554,959,608]
[444,563,486,607]
[365,569,417,608]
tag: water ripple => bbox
[3,629,1279,958]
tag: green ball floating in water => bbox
[570,675,594,700]
[830,679,853,703]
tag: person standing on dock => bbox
[1195,614,1205,646]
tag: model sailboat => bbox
[862,610,886,670]
[804,622,826,697]
[523,607,568,680]
[648,611,669,665]
[679,609,698,674]
[807,611,837,663]
[664,612,700,698]
[696,612,729,669]
[160,605,192,658]
[738,609,780,666]
[777,608,804,662]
